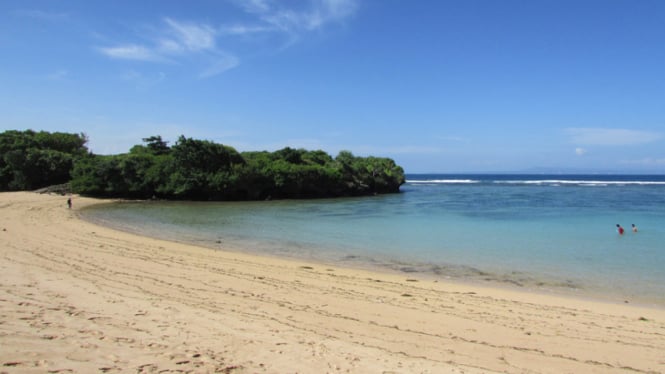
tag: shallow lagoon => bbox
[81,174,665,306]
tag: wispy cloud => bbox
[199,54,240,78]
[220,24,272,36]
[237,0,273,14]
[236,0,358,33]
[162,18,216,52]
[223,0,359,49]
[97,1,358,78]
[98,18,236,78]
[99,44,163,62]
[566,128,662,146]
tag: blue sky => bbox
[1,0,664,173]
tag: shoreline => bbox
[80,200,665,309]
[1,191,664,373]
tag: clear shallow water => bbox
[81,174,665,306]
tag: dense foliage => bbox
[70,135,405,200]
[0,130,404,199]
[0,130,88,190]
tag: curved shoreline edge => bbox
[1,192,664,373]
[80,198,665,308]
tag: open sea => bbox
[80,174,665,306]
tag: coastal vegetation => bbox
[0,130,88,191]
[1,130,405,200]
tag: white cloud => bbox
[199,54,240,78]
[220,24,272,36]
[575,147,587,156]
[157,39,184,54]
[98,19,237,78]
[319,0,359,22]
[235,0,272,14]
[566,127,662,146]
[97,1,358,78]
[163,18,216,52]
[234,0,358,33]
[99,44,162,62]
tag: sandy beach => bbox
[1,192,664,373]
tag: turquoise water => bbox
[81,174,665,306]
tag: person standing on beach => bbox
[616,224,624,235]
[67,197,72,209]
[631,224,638,233]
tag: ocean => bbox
[80,174,665,306]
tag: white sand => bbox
[1,192,664,373]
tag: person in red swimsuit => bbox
[616,224,624,235]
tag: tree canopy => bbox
[0,130,88,190]
[1,130,405,200]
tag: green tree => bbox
[142,135,170,155]
[69,134,405,200]
[70,155,125,196]
[164,136,245,199]
[0,130,88,190]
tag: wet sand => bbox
[1,192,664,373]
